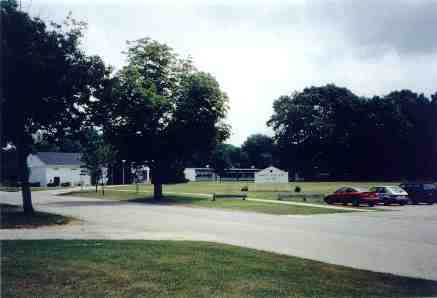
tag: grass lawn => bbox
[0,186,72,192]
[2,240,437,298]
[109,181,399,202]
[0,204,73,229]
[62,190,349,215]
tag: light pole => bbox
[122,160,126,185]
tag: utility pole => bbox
[122,159,126,184]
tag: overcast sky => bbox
[23,0,437,145]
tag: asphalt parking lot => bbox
[1,189,437,281]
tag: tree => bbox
[81,137,117,195]
[1,1,109,213]
[94,38,230,199]
[268,84,435,180]
[209,143,234,181]
[241,134,277,169]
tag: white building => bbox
[184,168,216,182]
[27,152,91,186]
[184,167,261,182]
[255,166,289,183]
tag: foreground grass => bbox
[0,204,72,229]
[62,190,348,215]
[2,240,437,298]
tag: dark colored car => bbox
[399,182,437,205]
[369,186,409,206]
[324,187,379,207]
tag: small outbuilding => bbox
[27,152,91,186]
[255,166,288,183]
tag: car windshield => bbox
[348,187,368,193]
[423,184,437,190]
[387,186,406,194]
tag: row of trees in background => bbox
[190,134,277,174]
[268,85,437,180]
[203,85,437,182]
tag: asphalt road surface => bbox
[1,189,437,281]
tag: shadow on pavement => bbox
[45,200,131,207]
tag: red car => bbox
[324,187,379,207]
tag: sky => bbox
[23,0,437,145]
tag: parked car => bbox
[399,182,437,205]
[369,186,408,206]
[324,187,379,207]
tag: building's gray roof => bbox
[36,152,83,166]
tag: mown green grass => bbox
[0,204,73,229]
[110,181,399,201]
[62,190,348,215]
[0,186,72,192]
[2,240,437,298]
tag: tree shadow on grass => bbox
[46,200,132,207]
[0,203,72,229]
[128,195,207,205]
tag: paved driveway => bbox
[1,189,437,281]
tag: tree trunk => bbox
[17,142,33,214]
[153,182,163,200]
[151,165,163,200]
[101,182,105,196]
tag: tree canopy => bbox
[1,0,109,212]
[93,38,230,198]
[268,84,436,180]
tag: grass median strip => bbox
[0,204,74,229]
[3,240,437,298]
[61,190,350,215]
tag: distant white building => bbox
[184,168,216,182]
[184,167,261,182]
[27,152,91,186]
[255,166,288,183]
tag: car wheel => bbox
[352,199,360,207]
[342,202,347,206]
[399,201,406,206]
[383,202,389,206]
[368,202,375,207]
[324,198,333,205]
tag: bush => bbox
[61,182,71,187]
[294,186,301,193]
[241,185,249,192]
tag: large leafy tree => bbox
[1,0,109,213]
[268,85,362,177]
[94,38,230,199]
[268,84,435,180]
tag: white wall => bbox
[28,154,47,186]
[184,168,196,181]
[29,166,47,186]
[255,167,288,184]
[46,166,91,186]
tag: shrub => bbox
[241,185,249,192]
[294,186,301,193]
